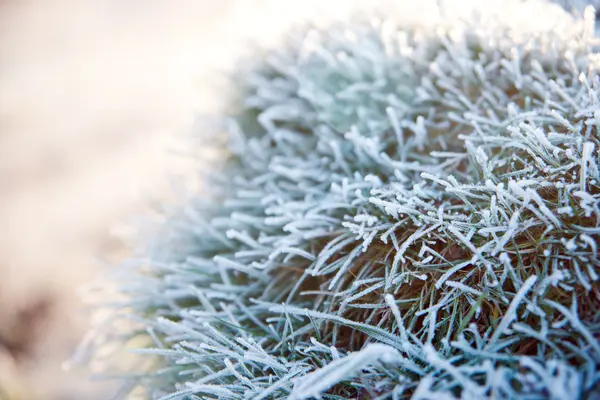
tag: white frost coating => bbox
[488,275,538,347]
[98,0,600,399]
[289,343,400,400]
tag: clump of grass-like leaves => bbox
[104,1,600,399]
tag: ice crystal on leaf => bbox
[100,1,600,398]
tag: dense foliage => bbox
[107,1,600,398]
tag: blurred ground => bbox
[0,1,235,398]
[0,1,364,398]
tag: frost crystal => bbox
[101,1,600,398]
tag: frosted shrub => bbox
[105,1,600,398]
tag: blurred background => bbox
[0,1,239,399]
[0,1,362,398]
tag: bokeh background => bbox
[0,1,361,398]
[0,2,233,398]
